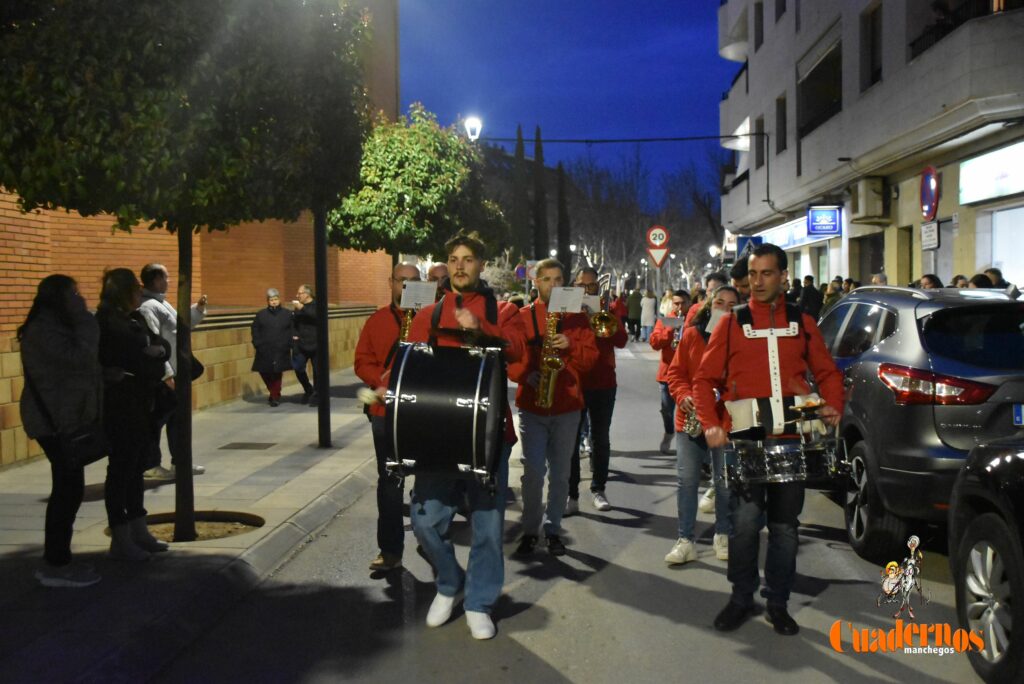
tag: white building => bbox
[718,0,1024,288]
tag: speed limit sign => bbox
[646,225,668,248]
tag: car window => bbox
[818,303,852,352]
[878,309,897,342]
[835,304,886,358]
[921,304,1024,370]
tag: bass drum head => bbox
[476,348,505,480]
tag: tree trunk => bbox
[313,205,331,448]
[173,225,197,542]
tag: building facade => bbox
[718,0,1024,288]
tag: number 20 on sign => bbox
[647,225,668,248]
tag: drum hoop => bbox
[471,352,488,468]
[391,343,416,462]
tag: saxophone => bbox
[399,309,414,341]
[535,311,564,409]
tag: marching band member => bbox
[730,259,751,302]
[508,259,598,557]
[405,232,527,641]
[649,290,690,454]
[693,244,842,636]
[353,262,421,573]
[567,267,628,514]
[684,272,727,326]
[663,286,738,566]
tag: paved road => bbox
[157,343,978,684]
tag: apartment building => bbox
[718,0,1024,287]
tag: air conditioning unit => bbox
[850,177,887,222]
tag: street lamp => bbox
[464,116,482,142]
[709,245,722,258]
[549,248,557,257]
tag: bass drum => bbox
[385,342,506,482]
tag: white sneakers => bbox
[664,538,698,565]
[426,592,456,627]
[592,492,611,511]
[35,563,101,588]
[698,488,716,514]
[713,533,729,560]
[659,433,675,455]
[466,611,496,640]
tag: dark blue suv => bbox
[817,286,1024,561]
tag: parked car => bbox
[948,433,1024,684]
[816,286,1024,560]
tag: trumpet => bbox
[536,311,564,409]
[589,293,619,338]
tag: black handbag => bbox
[23,369,108,470]
[190,352,204,381]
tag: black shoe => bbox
[514,535,537,556]
[546,535,566,556]
[766,604,799,635]
[713,600,754,632]
[300,392,312,405]
[307,392,318,405]
[269,398,279,407]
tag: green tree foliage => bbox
[532,126,549,260]
[329,103,507,257]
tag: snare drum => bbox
[722,438,847,486]
[385,342,505,483]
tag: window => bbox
[776,0,787,22]
[860,3,883,90]
[795,0,801,32]
[754,2,765,50]
[818,303,853,352]
[835,304,886,358]
[797,38,842,138]
[775,94,787,153]
[922,305,1024,370]
[754,116,765,169]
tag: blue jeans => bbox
[569,388,617,498]
[676,434,731,540]
[641,325,652,341]
[410,444,511,614]
[659,382,675,434]
[371,416,405,557]
[518,409,580,537]
[728,480,805,608]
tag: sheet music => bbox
[547,286,584,313]
[581,294,602,312]
[400,281,438,309]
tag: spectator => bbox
[691,288,707,307]
[729,260,750,301]
[96,268,170,561]
[785,278,802,303]
[920,274,943,289]
[291,284,318,404]
[822,281,843,315]
[251,289,294,406]
[640,289,658,342]
[968,273,994,289]
[626,289,643,341]
[137,263,207,480]
[951,274,969,288]
[659,288,674,317]
[871,273,888,285]
[19,275,104,587]
[799,275,824,319]
[985,267,1020,299]
[842,278,855,295]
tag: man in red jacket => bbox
[509,258,598,557]
[649,290,691,454]
[353,261,421,573]
[567,267,628,514]
[404,232,527,641]
[693,243,843,637]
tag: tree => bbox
[510,125,531,259]
[329,103,506,258]
[531,126,549,260]
[0,0,368,539]
[556,163,572,272]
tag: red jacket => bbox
[407,290,527,444]
[353,303,405,418]
[508,300,599,416]
[648,314,682,383]
[610,298,628,322]
[581,318,627,391]
[666,325,712,432]
[692,295,844,432]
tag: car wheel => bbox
[955,512,1024,684]
[844,441,908,562]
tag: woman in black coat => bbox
[96,268,170,561]
[251,289,294,407]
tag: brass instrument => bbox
[670,321,683,349]
[399,308,414,341]
[535,311,564,409]
[589,293,620,338]
[683,407,703,437]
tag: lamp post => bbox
[464,116,483,142]
[669,253,676,289]
[640,257,648,291]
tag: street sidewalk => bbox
[0,367,379,682]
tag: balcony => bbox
[718,0,749,62]
[721,61,748,101]
[909,0,1024,60]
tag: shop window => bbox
[860,3,883,90]
[775,94,787,154]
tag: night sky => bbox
[399,0,739,185]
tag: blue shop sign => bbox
[807,206,842,236]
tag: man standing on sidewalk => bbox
[649,290,690,455]
[567,267,628,514]
[509,258,597,557]
[405,232,527,640]
[354,262,421,573]
[291,284,318,404]
[138,263,207,480]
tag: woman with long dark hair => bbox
[19,274,103,587]
[95,268,170,561]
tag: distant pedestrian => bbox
[842,278,855,295]
[19,275,104,587]
[871,273,888,285]
[640,289,658,341]
[951,274,969,288]
[96,268,170,561]
[968,273,994,289]
[920,274,943,289]
[251,289,294,407]
[821,281,842,315]
[137,263,207,480]
[798,275,823,319]
[785,278,801,303]
[985,267,1020,299]
[291,284,318,403]
[659,288,674,317]
[626,289,643,341]
[610,293,628,328]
